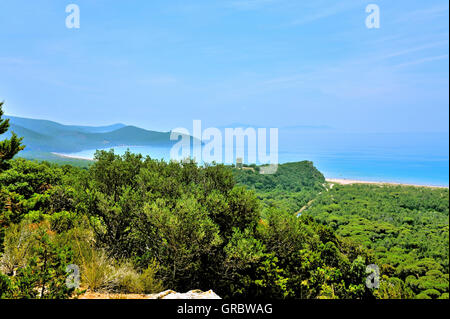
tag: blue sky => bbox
[0,0,448,133]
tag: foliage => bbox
[305,183,449,299]
[1,114,447,300]
[0,102,25,172]
[232,161,325,216]
[0,221,74,299]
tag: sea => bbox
[60,130,449,187]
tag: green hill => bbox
[6,116,126,134]
[232,161,326,215]
[232,161,326,193]
[5,116,177,154]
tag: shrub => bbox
[0,221,34,275]
[0,220,75,299]
[0,272,11,298]
[114,261,143,293]
[438,293,449,299]
[140,259,164,294]
[78,247,117,292]
[421,288,441,299]
[76,248,163,294]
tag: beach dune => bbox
[326,178,448,189]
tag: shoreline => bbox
[326,178,449,189]
[52,152,448,189]
[51,152,94,161]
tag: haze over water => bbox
[62,129,449,187]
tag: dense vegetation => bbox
[0,153,375,299]
[18,151,92,168]
[305,184,449,299]
[0,104,448,299]
[232,162,325,216]
[232,164,449,299]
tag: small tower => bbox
[236,157,243,169]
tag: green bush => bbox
[0,221,34,275]
[140,260,164,294]
[0,221,74,299]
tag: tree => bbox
[0,221,75,299]
[1,101,25,253]
[0,101,25,171]
[139,196,222,291]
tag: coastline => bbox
[52,152,448,189]
[326,178,449,189]
[51,152,94,161]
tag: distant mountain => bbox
[6,116,126,135]
[5,116,181,154]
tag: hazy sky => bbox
[0,0,448,132]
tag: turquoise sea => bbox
[61,130,449,187]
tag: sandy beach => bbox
[52,152,448,188]
[326,178,448,189]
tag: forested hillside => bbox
[1,156,448,299]
[305,184,449,299]
[7,115,126,134]
[5,116,176,153]
[232,162,326,216]
[0,105,448,299]
[0,153,374,299]
[233,162,449,299]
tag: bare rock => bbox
[148,289,221,299]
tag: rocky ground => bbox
[78,289,221,299]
